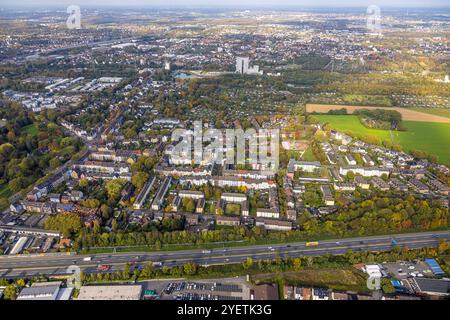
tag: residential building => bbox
[133,176,156,210]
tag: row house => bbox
[354,176,370,190]
[213,176,276,190]
[133,176,156,210]
[371,177,390,191]
[409,179,429,194]
[333,183,356,192]
[255,218,293,231]
[427,179,449,195]
[256,208,280,219]
[151,176,172,211]
[320,185,335,206]
[216,215,240,226]
[389,178,409,192]
[339,166,390,178]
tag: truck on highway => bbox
[153,261,163,267]
[305,241,319,246]
[83,257,92,262]
[202,250,211,254]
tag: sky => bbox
[0,0,448,8]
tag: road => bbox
[0,230,449,278]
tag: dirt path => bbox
[306,104,450,123]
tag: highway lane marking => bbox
[0,238,439,273]
[2,232,449,265]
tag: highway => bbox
[0,230,449,278]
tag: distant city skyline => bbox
[1,0,448,8]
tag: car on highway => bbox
[97,265,111,271]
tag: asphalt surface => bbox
[1,230,449,278]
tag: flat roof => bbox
[415,278,450,295]
[77,285,142,300]
[17,285,60,300]
[424,258,445,276]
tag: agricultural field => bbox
[411,108,450,119]
[314,115,450,165]
[306,104,450,123]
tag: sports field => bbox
[314,115,450,165]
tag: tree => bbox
[437,240,449,254]
[183,263,198,276]
[49,157,61,169]
[140,263,154,279]
[105,179,126,200]
[182,198,196,213]
[242,257,253,270]
[93,220,101,234]
[122,263,131,280]
[100,204,113,219]
[44,213,82,237]
[15,279,25,287]
[0,143,14,160]
[8,177,26,192]
[79,178,89,189]
[381,278,396,294]
[81,198,100,209]
[292,258,302,271]
[131,171,149,190]
[111,219,119,233]
[3,285,17,300]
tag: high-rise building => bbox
[235,57,263,75]
[236,57,249,74]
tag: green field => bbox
[302,147,317,161]
[225,203,241,216]
[21,124,39,136]
[0,185,13,198]
[315,115,450,165]
[412,108,450,119]
[251,268,369,293]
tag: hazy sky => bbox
[0,0,447,8]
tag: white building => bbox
[235,57,263,75]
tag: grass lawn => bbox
[315,115,450,165]
[0,184,13,198]
[302,146,317,161]
[21,124,39,136]
[251,268,369,293]
[225,203,241,216]
[412,108,450,119]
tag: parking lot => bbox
[139,277,251,300]
[382,261,434,280]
